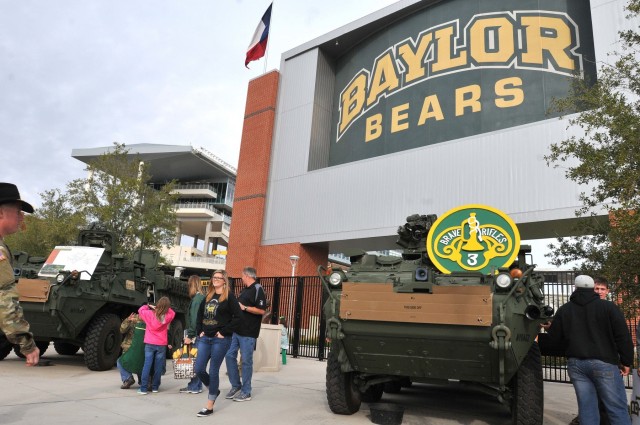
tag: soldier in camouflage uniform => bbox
[0,183,39,366]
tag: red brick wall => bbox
[226,71,328,278]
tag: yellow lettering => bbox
[469,17,515,64]
[495,77,524,108]
[397,32,433,84]
[455,85,481,116]
[365,114,383,142]
[417,95,444,125]
[366,51,400,107]
[520,16,575,71]
[391,103,410,133]
[338,73,368,137]
[432,26,468,73]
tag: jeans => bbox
[140,344,166,391]
[225,334,256,395]
[187,374,203,392]
[195,336,231,401]
[117,358,142,384]
[567,358,631,425]
[116,358,133,382]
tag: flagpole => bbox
[263,48,268,74]
[263,1,272,74]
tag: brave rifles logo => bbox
[427,204,520,274]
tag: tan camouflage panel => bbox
[0,244,36,354]
[0,246,13,289]
[120,314,141,353]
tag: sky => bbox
[0,0,570,268]
[0,0,398,203]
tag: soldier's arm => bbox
[0,262,36,356]
[0,291,36,353]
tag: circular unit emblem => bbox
[426,204,520,274]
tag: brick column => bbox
[226,71,328,278]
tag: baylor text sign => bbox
[329,0,596,166]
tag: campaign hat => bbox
[0,183,34,213]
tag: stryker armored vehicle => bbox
[0,226,191,371]
[319,207,553,425]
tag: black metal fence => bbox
[230,272,637,387]
[229,276,329,360]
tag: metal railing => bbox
[174,182,217,192]
[194,146,237,174]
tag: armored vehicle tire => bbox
[166,320,184,359]
[13,340,49,358]
[54,341,81,356]
[510,343,543,425]
[0,336,12,360]
[361,383,384,403]
[326,348,361,415]
[84,313,122,371]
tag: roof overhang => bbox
[71,143,236,183]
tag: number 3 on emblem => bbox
[467,253,478,266]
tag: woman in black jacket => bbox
[194,270,242,417]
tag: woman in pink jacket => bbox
[137,296,175,394]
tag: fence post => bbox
[271,277,282,325]
[292,277,304,358]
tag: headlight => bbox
[56,273,66,284]
[329,272,343,286]
[495,273,512,289]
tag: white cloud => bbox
[0,0,397,206]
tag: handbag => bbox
[172,337,197,379]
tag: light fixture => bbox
[289,255,300,277]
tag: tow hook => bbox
[489,324,511,350]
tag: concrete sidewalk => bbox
[0,350,584,424]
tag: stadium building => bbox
[225,0,636,276]
[72,143,235,274]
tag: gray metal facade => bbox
[263,0,637,253]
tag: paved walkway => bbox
[0,350,600,424]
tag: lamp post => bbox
[289,255,300,277]
[288,255,300,324]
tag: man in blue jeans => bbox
[547,275,633,425]
[225,267,267,401]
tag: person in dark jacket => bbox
[193,270,242,417]
[547,275,633,425]
[179,275,206,394]
[224,266,267,402]
[569,276,613,425]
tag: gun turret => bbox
[396,214,437,252]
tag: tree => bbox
[545,0,640,308]
[65,143,179,257]
[5,189,85,257]
[8,143,179,259]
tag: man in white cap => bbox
[547,275,633,425]
[0,182,40,366]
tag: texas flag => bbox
[245,3,272,68]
